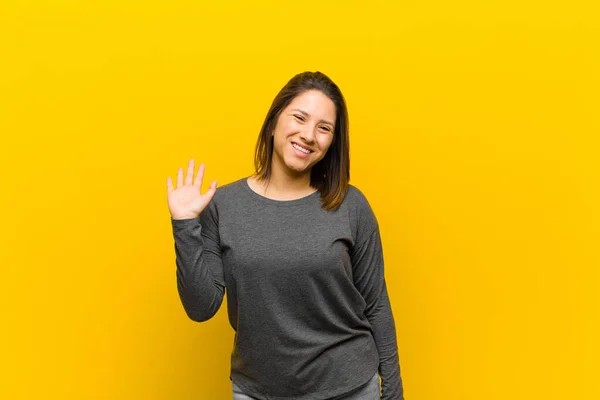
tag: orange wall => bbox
[1,1,598,399]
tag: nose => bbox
[299,126,316,143]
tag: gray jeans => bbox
[232,372,381,400]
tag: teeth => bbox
[292,143,311,154]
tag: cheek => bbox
[274,124,293,142]
[281,119,296,132]
[319,137,334,152]
[273,128,288,145]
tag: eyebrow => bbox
[290,108,335,127]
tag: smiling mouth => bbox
[291,142,313,154]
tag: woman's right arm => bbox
[171,202,225,322]
[167,159,223,322]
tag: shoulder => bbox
[344,184,371,208]
[343,184,379,240]
[200,176,247,220]
[344,184,376,218]
[209,176,247,204]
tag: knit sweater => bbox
[170,177,404,399]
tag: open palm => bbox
[167,159,218,220]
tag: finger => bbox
[207,180,218,195]
[202,180,218,202]
[193,163,205,186]
[177,167,183,188]
[166,176,174,192]
[185,158,194,185]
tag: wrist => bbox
[171,214,199,221]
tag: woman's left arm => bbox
[351,226,405,400]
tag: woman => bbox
[167,71,405,399]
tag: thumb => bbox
[204,180,218,200]
[196,181,218,214]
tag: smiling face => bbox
[271,89,337,178]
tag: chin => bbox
[286,165,311,174]
[283,159,312,174]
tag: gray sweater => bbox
[170,177,404,399]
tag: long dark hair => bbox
[253,71,350,211]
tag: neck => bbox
[253,159,315,199]
[268,166,312,193]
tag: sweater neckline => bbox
[241,177,321,207]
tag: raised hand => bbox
[167,159,218,220]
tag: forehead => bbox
[287,90,336,121]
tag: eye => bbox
[320,126,332,132]
[294,115,305,121]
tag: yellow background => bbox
[1,1,598,399]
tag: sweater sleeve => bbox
[351,226,404,400]
[170,199,225,322]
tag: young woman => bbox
[167,71,405,399]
